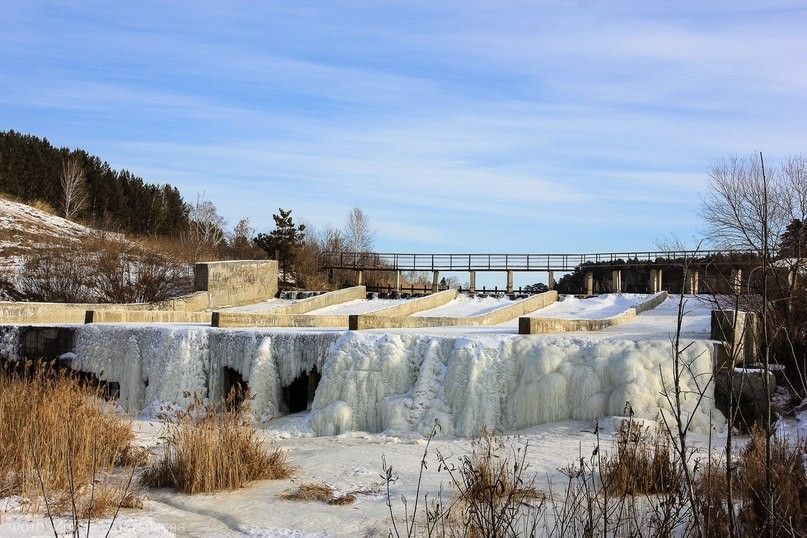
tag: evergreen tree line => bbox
[0,130,189,235]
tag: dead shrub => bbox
[16,238,192,303]
[142,399,295,494]
[695,425,807,536]
[600,420,681,495]
[0,362,142,517]
[281,483,356,505]
[433,429,545,537]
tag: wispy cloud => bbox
[1,1,805,251]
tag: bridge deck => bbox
[323,250,758,272]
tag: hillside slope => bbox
[0,197,190,302]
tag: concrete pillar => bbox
[547,271,555,290]
[469,271,477,293]
[506,270,514,294]
[585,272,594,295]
[650,269,663,293]
[395,271,401,291]
[356,270,363,286]
[612,269,622,293]
[686,270,700,295]
[731,269,742,295]
[432,271,440,294]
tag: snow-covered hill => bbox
[0,197,127,298]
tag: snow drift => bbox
[70,326,721,436]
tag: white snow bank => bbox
[0,513,174,538]
[307,298,406,315]
[311,332,721,436]
[530,293,651,320]
[416,295,523,318]
[219,298,294,313]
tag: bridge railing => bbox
[322,250,757,272]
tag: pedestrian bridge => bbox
[322,249,760,294]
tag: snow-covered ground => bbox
[414,294,525,317]
[0,416,732,537]
[529,293,650,319]
[306,298,406,315]
[218,298,295,313]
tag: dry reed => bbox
[0,361,142,517]
[142,399,295,494]
[600,420,681,495]
[281,483,356,505]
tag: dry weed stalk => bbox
[280,483,356,505]
[0,361,143,522]
[142,398,294,494]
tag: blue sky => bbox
[2,1,806,258]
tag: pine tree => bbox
[254,208,306,284]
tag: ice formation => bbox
[309,332,722,436]
[73,326,339,419]
[70,324,722,436]
[0,326,20,361]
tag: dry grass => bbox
[30,199,57,215]
[142,400,295,494]
[696,425,807,536]
[281,483,356,505]
[436,430,545,537]
[600,420,681,495]
[0,362,142,517]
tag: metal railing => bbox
[322,250,758,272]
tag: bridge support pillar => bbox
[612,270,622,293]
[395,270,401,291]
[585,272,594,295]
[650,268,663,293]
[356,270,363,286]
[506,271,514,294]
[432,271,440,294]
[547,271,555,290]
[731,269,742,295]
[469,271,476,294]
[685,270,700,294]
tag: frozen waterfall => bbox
[70,326,722,435]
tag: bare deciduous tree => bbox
[60,157,88,220]
[188,194,226,248]
[701,154,807,257]
[344,207,375,253]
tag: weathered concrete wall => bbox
[518,291,668,334]
[194,259,278,308]
[268,286,365,315]
[212,313,348,328]
[368,289,458,317]
[0,260,278,324]
[711,310,758,366]
[86,310,213,324]
[350,291,558,330]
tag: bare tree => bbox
[60,157,88,220]
[228,217,255,257]
[188,193,226,248]
[701,154,807,257]
[344,207,375,253]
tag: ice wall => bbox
[0,326,20,361]
[70,325,722,436]
[310,333,722,436]
[73,326,340,419]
